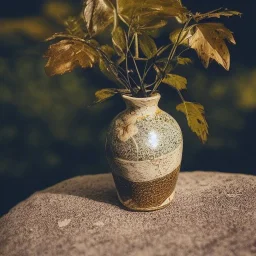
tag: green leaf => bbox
[138,33,157,59]
[176,102,208,143]
[84,0,114,35]
[112,26,126,56]
[177,57,192,65]
[162,74,187,90]
[44,39,99,76]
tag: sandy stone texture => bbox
[0,171,256,256]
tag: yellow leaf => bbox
[44,39,99,76]
[162,74,187,90]
[100,45,115,58]
[189,23,236,71]
[169,27,193,45]
[176,102,209,143]
[138,33,157,59]
[177,57,192,65]
[84,0,114,35]
[94,88,118,103]
[94,88,129,103]
[112,26,126,56]
[117,0,188,30]
[65,16,87,38]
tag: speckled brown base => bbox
[112,166,180,211]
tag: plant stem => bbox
[134,33,139,59]
[151,17,192,95]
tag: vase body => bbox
[106,93,183,211]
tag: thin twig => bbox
[151,16,193,95]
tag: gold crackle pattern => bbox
[112,165,180,210]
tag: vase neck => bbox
[122,94,161,114]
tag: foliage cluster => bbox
[44,0,241,142]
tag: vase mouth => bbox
[122,93,160,101]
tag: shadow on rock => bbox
[42,173,120,207]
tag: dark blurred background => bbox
[0,0,255,216]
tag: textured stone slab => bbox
[0,171,256,256]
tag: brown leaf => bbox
[44,39,99,76]
[189,23,236,70]
[194,10,242,22]
[84,0,114,35]
[176,102,208,143]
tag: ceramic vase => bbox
[106,93,183,211]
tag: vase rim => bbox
[122,92,160,101]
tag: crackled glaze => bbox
[106,93,183,211]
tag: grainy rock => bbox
[0,171,256,256]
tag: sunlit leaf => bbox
[112,26,126,56]
[117,0,188,30]
[138,33,157,58]
[94,88,129,103]
[189,23,236,70]
[162,74,187,90]
[177,57,192,65]
[176,102,208,143]
[84,0,114,35]
[44,40,99,76]
[194,9,242,22]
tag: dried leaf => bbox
[188,23,236,70]
[138,33,157,59]
[176,102,208,143]
[112,26,126,56]
[162,74,187,90]
[177,57,192,65]
[44,39,99,76]
[84,0,114,35]
[194,10,242,22]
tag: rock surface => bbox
[0,171,256,256]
